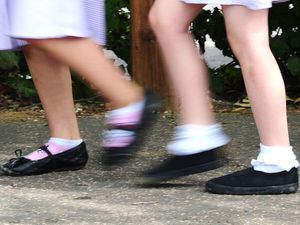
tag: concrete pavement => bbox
[0,112,299,225]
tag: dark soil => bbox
[1,93,300,122]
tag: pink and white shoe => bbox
[101,91,161,168]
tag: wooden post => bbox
[130,0,173,107]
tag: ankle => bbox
[167,124,230,155]
[110,86,144,109]
[251,143,299,173]
[49,132,81,140]
[24,138,83,161]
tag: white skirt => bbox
[0,0,106,50]
[181,0,288,10]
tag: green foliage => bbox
[270,1,300,96]
[4,75,37,98]
[287,56,300,76]
[0,51,20,71]
[192,0,300,101]
[106,0,131,68]
[209,64,244,101]
[0,51,37,99]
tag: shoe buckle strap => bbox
[39,145,57,170]
[14,149,23,158]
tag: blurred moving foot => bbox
[101,90,161,168]
[140,147,226,184]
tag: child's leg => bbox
[206,6,299,195]
[25,38,144,109]
[1,46,88,176]
[224,6,289,147]
[24,46,80,140]
[223,6,298,171]
[24,46,85,160]
[141,0,229,183]
[149,0,213,125]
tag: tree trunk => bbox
[130,0,173,108]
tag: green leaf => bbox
[0,51,20,71]
[270,38,290,58]
[287,57,300,76]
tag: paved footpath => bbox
[0,113,299,225]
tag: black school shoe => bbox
[101,91,161,168]
[140,147,226,184]
[0,142,88,176]
[206,167,299,195]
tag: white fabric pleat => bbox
[181,0,288,10]
[0,0,106,50]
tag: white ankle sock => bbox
[106,98,146,125]
[49,137,83,148]
[25,138,83,161]
[251,143,300,173]
[167,123,230,156]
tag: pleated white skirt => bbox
[0,0,106,50]
[181,0,288,10]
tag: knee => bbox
[148,7,187,37]
[148,7,158,32]
[149,8,169,35]
[227,31,269,63]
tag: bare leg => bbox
[23,45,80,140]
[1,45,89,176]
[205,6,298,195]
[25,38,144,109]
[223,6,289,146]
[149,0,214,125]
[141,0,229,183]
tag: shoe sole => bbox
[139,159,224,185]
[205,181,299,195]
[0,163,87,177]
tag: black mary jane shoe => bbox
[0,142,88,176]
[205,167,299,195]
[101,90,161,168]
